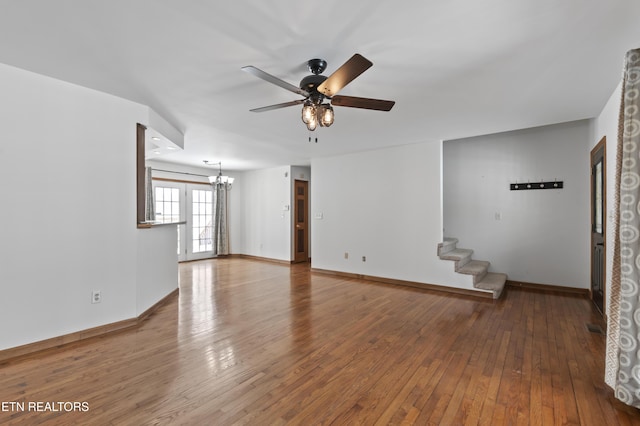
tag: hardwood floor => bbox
[1,258,639,425]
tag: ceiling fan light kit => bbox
[301,100,315,124]
[301,101,334,130]
[242,54,395,133]
[319,104,334,127]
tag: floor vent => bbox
[587,324,605,335]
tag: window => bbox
[155,187,181,224]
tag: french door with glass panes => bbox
[153,181,215,261]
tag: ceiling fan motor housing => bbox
[300,74,328,103]
[307,58,327,75]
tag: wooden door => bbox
[591,137,606,315]
[294,180,309,263]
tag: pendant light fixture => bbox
[204,161,234,189]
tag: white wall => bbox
[443,121,591,288]
[311,141,468,288]
[148,109,184,150]
[0,63,178,350]
[228,171,244,256]
[137,226,178,314]
[592,81,622,315]
[291,166,311,182]
[237,166,292,261]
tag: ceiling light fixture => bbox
[204,160,234,189]
[243,54,395,133]
[301,99,333,131]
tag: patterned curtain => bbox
[144,167,155,222]
[212,182,229,255]
[605,48,640,407]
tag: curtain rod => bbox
[151,168,210,178]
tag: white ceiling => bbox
[1,0,638,171]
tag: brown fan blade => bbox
[249,100,305,113]
[242,66,309,97]
[317,54,373,97]
[331,95,395,111]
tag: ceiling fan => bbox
[242,54,395,131]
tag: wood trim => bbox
[179,257,217,264]
[0,288,179,363]
[0,319,136,363]
[506,280,590,296]
[138,288,179,322]
[226,254,310,265]
[311,267,494,300]
[310,267,361,279]
[153,177,210,185]
[136,123,147,225]
[590,136,607,315]
[229,254,292,265]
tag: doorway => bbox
[590,137,606,315]
[153,180,215,262]
[293,180,309,263]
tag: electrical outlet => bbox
[92,290,101,304]
[344,252,349,260]
[362,256,366,262]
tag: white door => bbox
[186,183,215,261]
[152,181,215,261]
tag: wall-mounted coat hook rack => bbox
[510,180,563,191]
